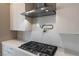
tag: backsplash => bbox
[19,15,63,47]
[16,3,79,55]
[17,14,79,55]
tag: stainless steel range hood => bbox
[21,3,56,18]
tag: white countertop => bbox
[2,39,25,47]
[2,39,74,56]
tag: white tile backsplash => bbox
[17,4,79,55]
[30,30,63,47]
[18,14,79,55]
[22,15,63,47]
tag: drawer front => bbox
[3,51,14,56]
[14,49,31,56]
[2,44,34,56]
[2,45,16,56]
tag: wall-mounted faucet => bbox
[40,24,53,32]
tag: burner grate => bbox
[19,41,57,56]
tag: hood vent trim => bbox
[21,3,56,18]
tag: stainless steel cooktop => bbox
[19,41,57,56]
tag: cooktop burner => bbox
[19,41,57,56]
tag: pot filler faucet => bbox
[40,24,53,32]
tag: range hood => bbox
[21,3,56,18]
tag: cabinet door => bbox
[10,3,26,31]
[2,44,32,56]
[2,44,16,56]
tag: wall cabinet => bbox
[10,3,32,31]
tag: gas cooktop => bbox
[19,41,57,56]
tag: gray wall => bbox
[56,3,79,34]
[56,4,79,55]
